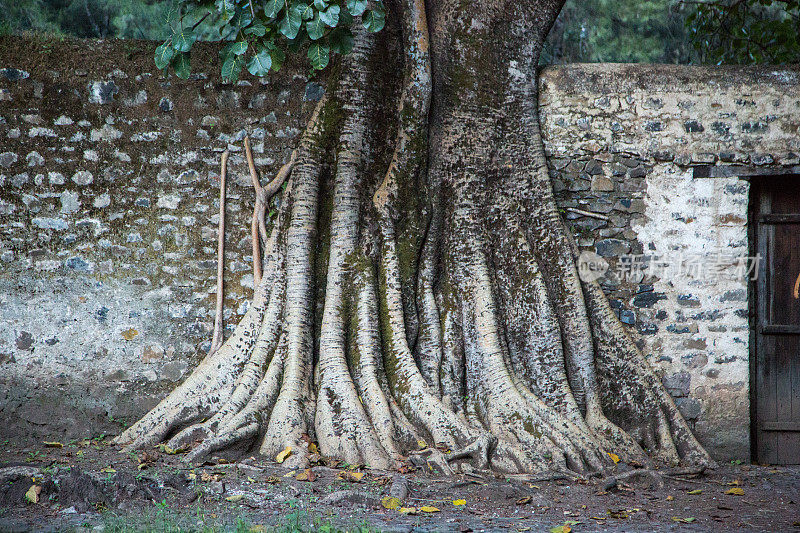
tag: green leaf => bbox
[346,0,367,16]
[329,27,354,54]
[221,53,244,82]
[308,41,330,70]
[362,6,385,32]
[264,0,284,18]
[287,31,308,52]
[247,48,273,76]
[299,3,315,20]
[244,22,267,36]
[172,52,191,79]
[230,8,254,30]
[172,30,197,52]
[155,40,175,70]
[320,5,339,27]
[231,41,249,55]
[270,47,286,71]
[313,0,327,9]
[279,4,303,39]
[216,0,236,20]
[306,14,325,40]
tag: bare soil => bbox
[1,438,798,532]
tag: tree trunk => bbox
[115,0,715,476]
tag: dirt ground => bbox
[1,437,798,532]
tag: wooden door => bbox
[753,178,800,464]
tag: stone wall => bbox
[2,37,799,460]
[541,63,800,460]
[0,37,324,441]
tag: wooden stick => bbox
[209,150,229,356]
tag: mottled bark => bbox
[116,0,714,476]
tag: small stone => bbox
[157,194,181,209]
[124,90,148,106]
[60,191,80,214]
[595,238,630,258]
[0,68,30,81]
[304,81,325,102]
[93,193,111,208]
[48,172,65,185]
[64,256,92,272]
[676,397,702,420]
[161,361,188,381]
[72,171,94,185]
[662,371,691,397]
[0,152,18,168]
[83,149,99,161]
[591,176,614,192]
[88,80,119,104]
[54,115,74,126]
[159,97,173,112]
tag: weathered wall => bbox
[0,37,324,441]
[2,37,799,460]
[541,64,800,460]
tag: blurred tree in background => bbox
[1,0,797,63]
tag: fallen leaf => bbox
[453,499,466,506]
[607,509,629,519]
[666,495,674,501]
[517,527,531,532]
[728,479,741,486]
[100,467,116,473]
[672,517,696,523]
[276,445,292,463]
[283,471,296,478]
[121,328,139,341]
[43,441,63,448]
[155,444,185,455]
[417,439,428,449]
[24,485,41,504]
[382,496,401,510]
[607,452,620,464]
[308,442,319,454]
[249,526,266,533]
[266,476,281,484]
[725,487,744,496]
[420,506,440,513]
[549,526,572,533]
[247,476,256,483]
[687,489,702,495]
[225,494,244,502]
[296,468,315,482]
[338,471,365,482]
[399,507,417,515]
[516,496,532,505]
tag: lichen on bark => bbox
[115,0,715,477]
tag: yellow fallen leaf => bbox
[225,494,244,502]
[121,328,139,341]
[672,517,696,523]
[283,471,296,478]
[607,452,620,464]
[25,485,41,504]
[417,439,428,449]
[247,476,256,483]
[308,442,319,454]
[728,479,741,486]
[43,441,63,448]
[399,507,417,515]
[666,495,674,501]
[249,526,266,533]
[550,526,571,533]
[687,489,702,495]
[382,496,401,510]
[276,445,292,463]
[452,499,466,506]
[725,487,744,495]
[101,467,116,473]
[187,472,197,480]
[296,468,315,482]
[266,476,281,484]
[338,471,365,482]
[420,506,439,513]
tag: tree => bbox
[115,0,715,477]
[682,0,799,64]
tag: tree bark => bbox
[115,0,715,476]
